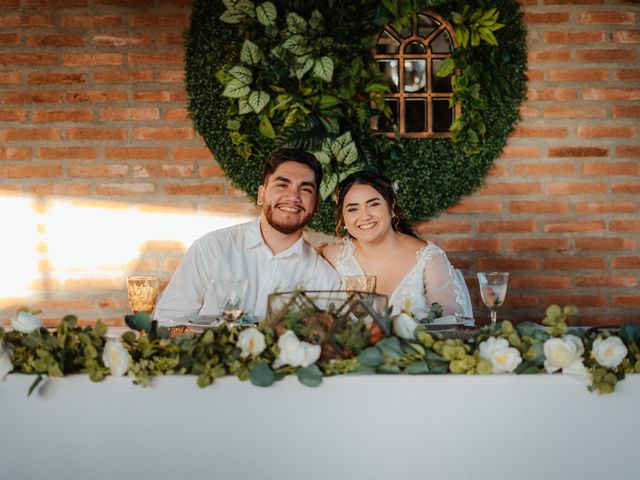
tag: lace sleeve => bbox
[422,244,467,316]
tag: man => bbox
[154,148,340,324]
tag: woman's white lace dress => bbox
[334,238,469,320]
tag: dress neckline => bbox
[343,237,429,303]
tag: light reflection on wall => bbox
[0,193,254,298]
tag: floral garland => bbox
[2,305,639,395]
[184,0,527,234]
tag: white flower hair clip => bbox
[391,180,399,193]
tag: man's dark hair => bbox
[262,148,323,190]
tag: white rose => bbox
[272,330,321,369]
[237,327,266,358]
[479,337,522,374]
[393,313,417,340]
[102,340,131,376]
[543,335,584,373]
[562,359,592,386]
[592,336,628,369]
[0,341,13,381]
[11,311,42,334]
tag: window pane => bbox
[377,98,398,132]
[404,59,426,93]
[431,59,452,93]
[404,41,426,54]
[405,99,426,132]
[378,60,399,93]
[376,30,400,55]
[430,30,453,54]
[432,99,454,132]
[417,14,440,39]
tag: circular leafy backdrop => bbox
[185,0,527,234]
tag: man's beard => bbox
[263,203,315,234]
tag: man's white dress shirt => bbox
[154,217,340,324]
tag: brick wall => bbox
[0,0,638,326]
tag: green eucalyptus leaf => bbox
[516,322,539,338]
[222,79,250,98]
[248,90,271,114]
[405,361,430,375]
[256,1,277,26]
[358,346,384,368]
[376,337,403,360]
[297,364,323,387]
[312,56,334,82]
[249,362,275,387]
[240,39,263,65]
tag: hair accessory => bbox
[391,180,399,193]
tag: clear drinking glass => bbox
[214,279,248,322]
[127,276,159,314]
[345,275,377,293]
[477,272,509,326]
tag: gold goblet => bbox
[127,276,159,315]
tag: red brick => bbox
[39,147,97,160]
[544,31,605,43]
[546,182,606,195]
[63,54,123,66]
[159,33,183,46]
[3,92,61,103]
[544,257,606,270]
[575,237,636,251]
[165,108,190,121]
[577,49,637,62]
[612,105,640,118]
[548,69,607,82]
[106,147,167,160]
[0,72,20,84]
[415,220,472,234]
[518,105,539,118]
[613,31,640,43]
[525,69,544,81]
[130,15,189,27]
[509,201,570,214]
[499,146,540,158]
[577,125,635,138]
[68,165,128,178]
[478,182,540,195]
[133,127,194,140]
[25,0,87,6]
[511,125,568,138]
[0,128,59,141]
[30,184,91,196]
[612,256,640,269]
[65,90,127,103]
[93,0,150,6]
[96,183,155,195]
[440,239,501,252]
[510,276,571,289]
[614,69,640,81]
[28,73,87,85]
[583,88,640,100]
[60,15,122,27]
[198,165,225,177]
[446,200,503,214]
[161,183,223,196]
[582,162,639,175]
[546,295,607,307]
[612,183,640,194]
[579,12,636,25]
[478,220,536,233]
[67,128,127,140]
[0,34,20,45]
[128,53,184,65]
[158,70,185,83]
[91,34,152,47]
[501,295,540,309]
[544,0,604,4]
[133,165,195,178]
[93,70,153,83]
[528,50,572,62]
[0,16,54,27]
[576,201,637,214]
[610,219,640,232]
[524,12,570,24]
[527,88,577,101]
[99,108,159,121]
[577,275,637,288]
[510,239,570,252]
[616,146,640,158]
[133,91,171,102]
[514,163,576,175]
[0,53,56,65]
[27,34,84,47]
[0,165,61,178]
[33,109,93,122]
[611,296,640,307]
[0,109,27,121]
[548,146,608,157]
[543,220,605,233]
[0,147,31,160]
[172,147,213,161]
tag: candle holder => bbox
[127,276,159,315]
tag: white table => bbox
[2,374,638,480]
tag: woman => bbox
[321,170,470,320]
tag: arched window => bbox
[373,13,458,138]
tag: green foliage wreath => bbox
[185,0,527,234]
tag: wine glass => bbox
[127,276,159,315]
[477,272,509,326]
[214,279,248,322]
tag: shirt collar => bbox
[245,216,307,259]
